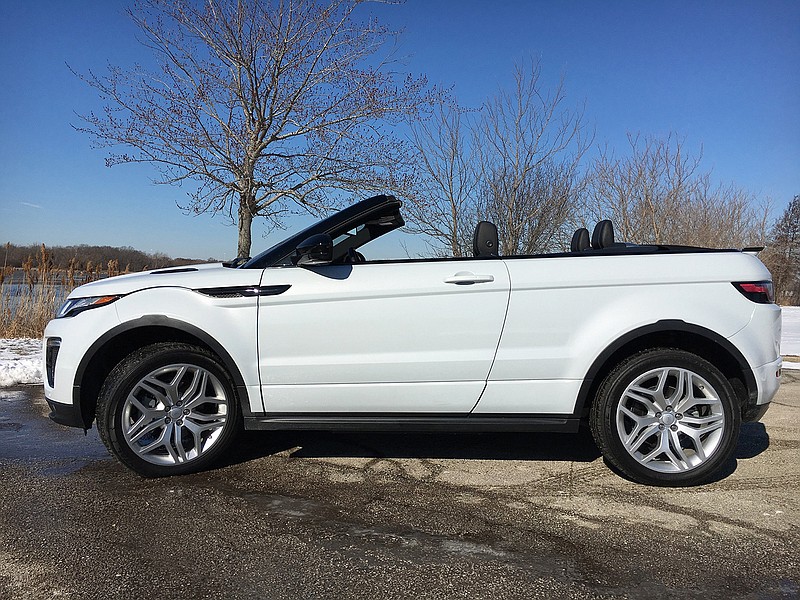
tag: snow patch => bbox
[781,306,800,356]
[0,338,43,387]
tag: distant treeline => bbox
[1,242,216,272]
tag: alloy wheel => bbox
[121,363,229,466]
[615,366,725,473]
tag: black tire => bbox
[96,342,242,477]
[590,348,740,486]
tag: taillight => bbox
[732,281,774,304]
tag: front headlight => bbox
[56,295,122,319]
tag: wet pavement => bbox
[1,374,799,599]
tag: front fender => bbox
[86,287,262,413]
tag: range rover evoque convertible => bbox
[43,194,783,485]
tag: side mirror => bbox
[293,233,333,266]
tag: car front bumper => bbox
[45,395,87,429]
[42,303,123,429]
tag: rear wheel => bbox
[590,348,740,486]
[97,342,241,477]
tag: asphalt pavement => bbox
[1,373,798,599]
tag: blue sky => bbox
[1,0,798,260]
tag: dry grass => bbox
[0,245,124,338]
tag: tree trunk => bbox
[238,198,253,259]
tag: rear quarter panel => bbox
[476,252,770,414]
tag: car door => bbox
[256,259,510,413]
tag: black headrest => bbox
[473,221,499,257]
[591,220,615,249]
[571,228,590,252]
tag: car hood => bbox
[65,263,263,298]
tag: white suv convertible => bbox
[43,195,782,485]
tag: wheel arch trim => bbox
[72,315,251,426]
[574,319,756,418]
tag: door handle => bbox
[444,272,495,285]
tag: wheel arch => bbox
[574,320,756,420]
[73,316,249,429]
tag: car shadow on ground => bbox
[222,428,603,468]
[736,421,770,459]
[222,421,771,475]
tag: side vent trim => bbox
[151,267,199,274]
[195,285,291,298]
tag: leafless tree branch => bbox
[74,0,436,257]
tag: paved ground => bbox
[1,373,798,599]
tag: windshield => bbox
[241,195,403,269]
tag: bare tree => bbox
[763,195,800,305]
[74,0,434,258]
[584,133,768,248]
[403,100,480,257]
[476,61,589,255]
[405,59,589,257]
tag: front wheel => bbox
[590,349,740,486]
[97,342,241,477]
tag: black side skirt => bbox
[244,414,579,433]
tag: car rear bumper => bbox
[742,402,770,423]
[754,356,782,405]
[741,356,781,423]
